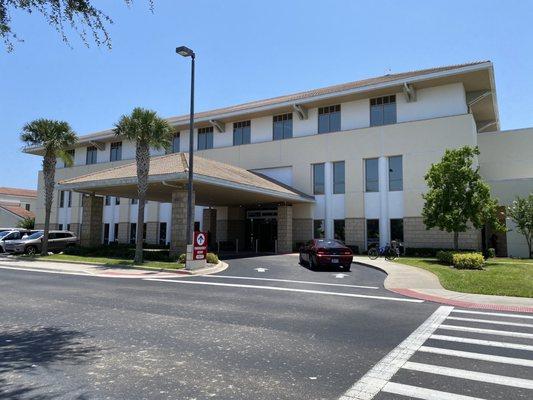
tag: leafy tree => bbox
[1,0,153,52]
[17,216,35,229]
[114,107,173,264]
[422,146,504,250]
[507,194,533,258]
[20,119,77,255]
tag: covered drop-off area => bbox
[58,153,314,256]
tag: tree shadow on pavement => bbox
[0,326,97,399]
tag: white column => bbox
[324,161,334,239]
[378,156,389,247]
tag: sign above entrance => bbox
[193,231,208,260]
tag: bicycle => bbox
[367,242,400,261]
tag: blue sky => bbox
[1,0,532,190]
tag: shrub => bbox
[436,250,454,265]
[206,253,219,264]
[486,248,496,259]
[452,252,484,270]
[178,253,186,264]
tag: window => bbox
[314,220,325,238]
[197,127,214,150]
[131,198,138,205]
[365,158,379,192]
[66,149,75,164]
[67,191,72,207]
[390,219,404,242]
[233,120,251,146]
[86,146,97,165]
[59,191,65,208]
[130,223,137,244]
[313,163,325,195]
[333,161,345,194]
[105,196,111,206]
[273,113,293,140]
[159,222,167,245]
[318,105,341,134]
[58,224,63,231]
[115,197,120,205]
[334,219,345,242]
[366,219,380,248]
[114,223,119,242]
[66,224,71,232]
[25,203,30,211]
[103,223,110,244]
[171,132,180,153]
[370,95,396,126]
[388,155,403,191]
[110,141,122,162]
[194,221,200,231]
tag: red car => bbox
[299,239,353,271]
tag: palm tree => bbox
[114,108,173,264]
[20,119,77,256]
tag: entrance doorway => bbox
[245,209,278,252]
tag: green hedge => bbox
[176,252,219,264]
[64,244,170,261]
[486,248,496,259]
[452,252,485,270]
[436,250,455,265]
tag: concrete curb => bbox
[353,257,533,313]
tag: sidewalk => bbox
[0,256,228,279]
[353,256,533,313]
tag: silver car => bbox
[0,229,34,253]
[5,230,78,255]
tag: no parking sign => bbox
[193,231,208,260]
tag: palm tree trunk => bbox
[453,231,459,251]
[134,142,150,264]
[41,154,56,256]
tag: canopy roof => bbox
[58,153,314,206]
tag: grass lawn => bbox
[396,257,533,298]
[28,254,185,270]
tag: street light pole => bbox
[176,45,196,250]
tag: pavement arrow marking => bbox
[254,267,268,272]
[334,273,348,278]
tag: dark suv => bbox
[5,230,78,255]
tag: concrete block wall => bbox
[404,217,481,250]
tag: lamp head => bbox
[176,46,195,58]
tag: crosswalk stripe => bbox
[439,324,533,339]
[430,334,533,352]
[451,309,533,320]
[402,361,533,389]
[418,346,533,367]
[382,381,485,400]
[146,278,423,303]
[447,316,533,328]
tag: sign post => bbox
[186,231,208,270]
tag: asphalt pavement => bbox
[1,254,531,399]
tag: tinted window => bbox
[365,158,379,192]
[159,222,167,245]
[333,161,345,194]
[233,121,251,146]
[334,219,345,242]
[366,219,379,248]
[273,113,293,140]
[388,155,403,191]
[172,132,180,153]
[318,105,341,134]
[26,231,43,240]
[110,141,122,162]
[390,219,404,242]
[314,220,325,239]
[315,239,344,248]
[59,191,65,208]
[86,146,97,165]
[370,95,396,126]
[313,163,325,195]
[49,232,58,239]
[198,127,214,150]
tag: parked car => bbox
[4,230,77,255]
[0,229,35,253]
[299,239,353,271]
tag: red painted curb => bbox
[391,288,533,314]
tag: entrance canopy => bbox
[58,153,314,206]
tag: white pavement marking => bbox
[402,361,533,389]
[430,334,533,352]
[451,309,533,320]
[201,274,378,290]
[439,324,533,339]
[254,267,268,272]
[338,306,453,400]
[0,264,90,277]
[334,273,348,278]
[382,382,485,400]
[145,278,423,303]
[418,346,533,367]
[447,316,533,328]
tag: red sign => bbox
[193,231,208,260]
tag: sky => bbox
[1,0,532,190]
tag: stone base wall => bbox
[69,223,81,239]
[292,219,313,248]
[277,206,292,253]
[117,222,130,244]
[216,219,228,242]
[80,195,103,247]
[404,217,481,250]
[345,218,365,251]
[145,222,159,245]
